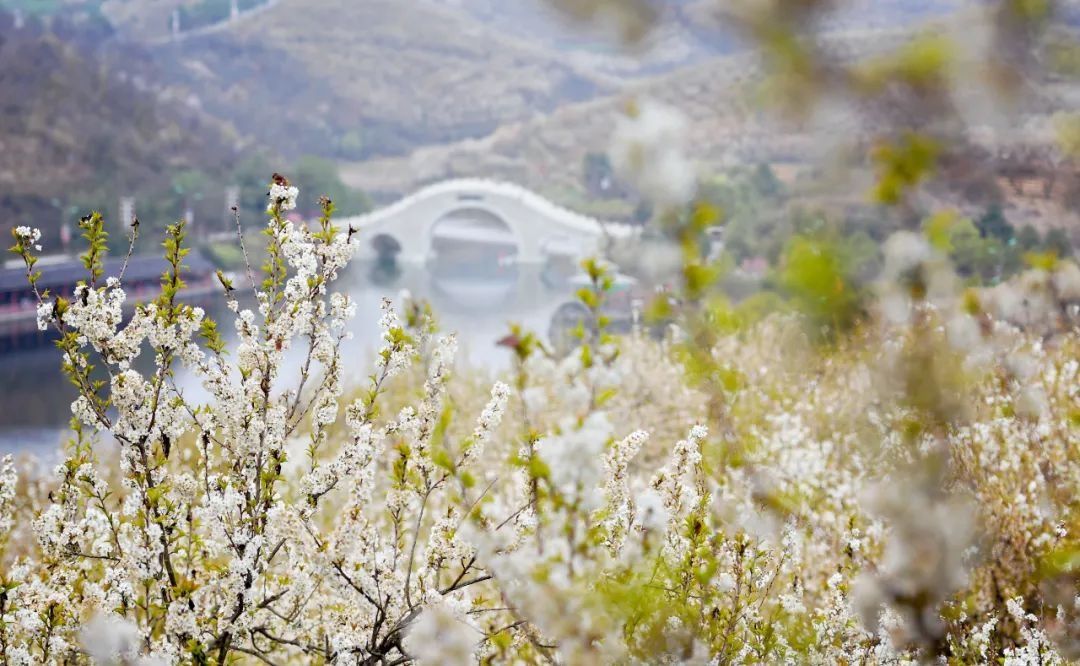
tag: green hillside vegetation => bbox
[0,10,371,258]
[0,12,245,246]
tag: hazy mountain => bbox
[5,0,974,164]
[108,0,618,159]
[120,0,970,161]
[0,11,247,237]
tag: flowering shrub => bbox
[2,178,1080,665]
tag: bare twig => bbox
[234,206,257,292]
[117,216,140,283]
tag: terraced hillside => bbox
[133,0,620,158]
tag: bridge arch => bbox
[341,179,635,266]
[427,206,521,270]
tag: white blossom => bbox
[267,182,299,212]
[609,99,696,208]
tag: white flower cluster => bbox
[267,182,299,212]
[3,177,1080,665]
[538,411,614,511]
[13,226,41,251]
[0,455,16,535]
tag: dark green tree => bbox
[293,155,370,217]
[1016,224,1042,251]
[583,152,617,198]
[975,204,1014,242]
[750,163,783,199]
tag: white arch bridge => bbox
[339,179,636,266]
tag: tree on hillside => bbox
[294,155,370,217]
[750,162,783,199]
[1016,224,1042,251]
[975,204,1014,242]
[583,152,619,198]
[1045,227,1073,257]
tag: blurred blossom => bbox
[946,313,982,353]
[985,281,1025,322]
[882,231,933,283]
[852,474,977,650]
[1005,351,1038,383]
[982,262,1080,334]
[635,239,684,281]
[880,290,916,325]
[1014,384,1048,420]
[403,601,477,665]
[79,614,159,666]
[609,98,697,209]
[539,412,613,510]
[634,487,669,531]
[1053,262,1080,301]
